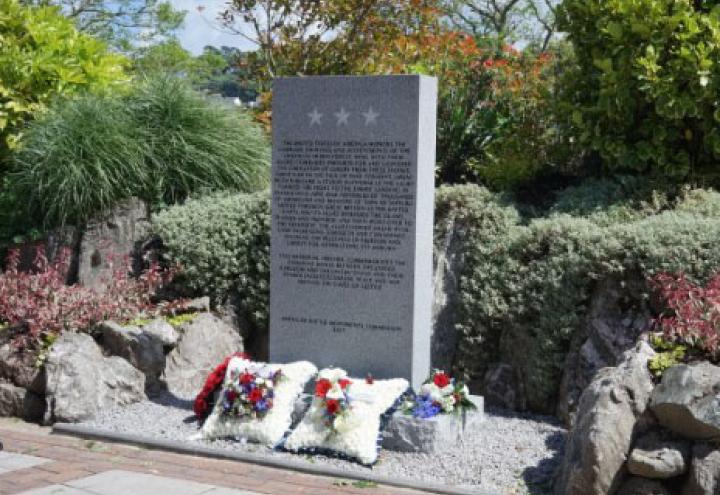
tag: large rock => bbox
[0,382,24,417]
[142,318,178,348]
[0,383,45,421]
[683,442,720,495]
[431,215,466,371]
[558,276,651,425]
[650,362,720,442]
[44,333,146,423]
[616,477,672,495]
[99,321,165,383]
[78,197,150,291]
[482,363,523,410]
[627,431,690,479]
[0,343,45,394]
[554,342,656,495]
[163,313,243,397]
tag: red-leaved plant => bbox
[0,245,176,349]
[651,272,720,360]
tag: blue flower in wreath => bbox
[412,395,441,419]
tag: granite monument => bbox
[270,75,437,389]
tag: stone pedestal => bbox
[381,396,484,454]
[291,394,484,454]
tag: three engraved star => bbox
[308,107,380,126]
[334,107,350,126]
[308,108,322,126]
[362,107,379,125]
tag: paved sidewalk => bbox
[0,419,435,495]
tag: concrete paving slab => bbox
[17,485,89,495]
[67,470,214,495]
[0,451,50,472]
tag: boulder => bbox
[141,318,178,348]
[0,383,44,421]
[78,197,150,291]
[0,343,45,394]
[163,313,243,398]
[650,362,720,442]
[554,342,656,495]
[683,442,720,495]
[483,363,523,410]
[431,215,466,371]
[99,321,165,382]
[184,297,211,313]
[0,382,24,416]
[558,276,651,425]
[627,431,690,479]
[616,477,672,495]
[44,332,146,423]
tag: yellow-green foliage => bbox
[0,0,128,152]
[165,312,197,328]
[648,336,686,378]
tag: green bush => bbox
[151,191,270,337]
[446,183,720,411]
[0,0,128,155]
[9,77,270,227]
[154,182,720,412]
[558,0,720,179]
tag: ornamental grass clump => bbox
[9,76,270,228]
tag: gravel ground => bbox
[81,392,565,495]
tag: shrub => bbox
[9,77,270,228]
[435,41,573,188]
[0,0,128,155]
[0,245,176,349]
[651,272,720,361]
[151,191,270,337]
[154,183,720,412]
[557,0,720,179]
[448,185,720,411]
[9,95,147,228]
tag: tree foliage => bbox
[558,0,720,180]
[444,0,559,50]
[19,0,185,49]
[219,0,447,91]
[0,0,128,155]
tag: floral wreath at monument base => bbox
[403,369,475,419]
[193,352,250,423]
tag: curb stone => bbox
[52,423,497,495]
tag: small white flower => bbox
[440,396,455,412]
[421,383,443,401]
[461,385,469,396]
[441,384,455,396]
[326,384,345,400]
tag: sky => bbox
[170,0,255,55]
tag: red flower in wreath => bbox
[338,378,352,390]
[433,372,450,388]
[248,387,263,403]
[239,372,254,385]
[315,378,332,398]
[326,399,340,415]
[193,352,250,422]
